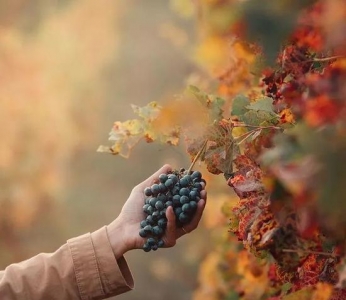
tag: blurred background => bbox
[0,1,232,299]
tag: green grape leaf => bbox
[187,85,225,121]
[98,101,180,157]
[241,110,278,126]
[246,97,275,113]
[231,94,250,117]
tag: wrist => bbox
[106,217,132,259]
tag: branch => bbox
[187,139,208,173]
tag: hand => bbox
[107,164,207,258]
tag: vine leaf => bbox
[97,101,179,157]
[187,85,225,122]
[231,94,250,117]
[246,97,275,113]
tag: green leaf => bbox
[241,110,278,126]
[231,94,250,116]
[281,282,292,294]
[246,97,274,113]
[282,287,313,300]
[187,85,225,121]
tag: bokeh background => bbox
[0,1,231,299]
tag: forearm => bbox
[0,227,133,300]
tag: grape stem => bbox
[187,139,208,174]
[282,249,339,257]
[310,55,345,62]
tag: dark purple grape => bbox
[147,237,156,246]
[164,179,174,188]
[191,171,202,180]
[159,173,168,183]
[143,204,150,213]
[140,220,147,228]
[151,184,160,195]
[190,201,197,211]
[182,203,192,213]
[179,188,190,196]
[149,197,158,207]
[152,244,158,251]
[144,187,152,197]
[155,201,164,211]
[143,243,151,252]
[172,195,181,206]
[179,212,190,223]
[180,196,189,205]
[144,225,152,234]
[146,215,154,225]
[158,218,167,229]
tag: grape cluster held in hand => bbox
[139,169,205,252]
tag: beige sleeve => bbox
[0,226,134,300]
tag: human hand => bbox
[107,164,207,258]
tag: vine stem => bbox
[187,139,208,174]
[282,249,339,257]
[310,55,345,62]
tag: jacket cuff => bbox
[91,226,134,296]
[67,227,134,300]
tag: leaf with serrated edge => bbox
[246,97,275,113]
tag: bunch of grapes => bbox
[140,169,205,252]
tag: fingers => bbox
[135,164,172,191]
[181,199,206,234]
[162,206,177,247]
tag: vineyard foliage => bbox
[100,0,346,299]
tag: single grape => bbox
[179,177,189,187]
[179,212,190,223]
[147,205,155,215]
[159,173,168,183]
[179,188,190,196]
[151,184,160,195]
[152,211,160,221]
[180,195,189,205]
[168,174,178,184]
[172,185,180,195]
[158,218,167,229]
[144,187,152,197]
[190,201,197,211]
[144,225,152,234]
[147,237,156,246]
[140,220,147,228]
[143,204,150,213]
[172,195,181,206]
[139,229,147,238]
[143,243,151,252]
[152,244,158,251]
[193,183,203,191]
[155,201,164,211]
[164,179,174,189]
[146,215,154,225]
[189,190,198,200]
[191,171,202,180]
[182,203,192,213]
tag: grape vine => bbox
[100,0,346,299]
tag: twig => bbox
[310,55,345,62]
[187,139,208,173]
[282,249,339,257]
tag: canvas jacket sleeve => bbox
[0,226,134,300]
